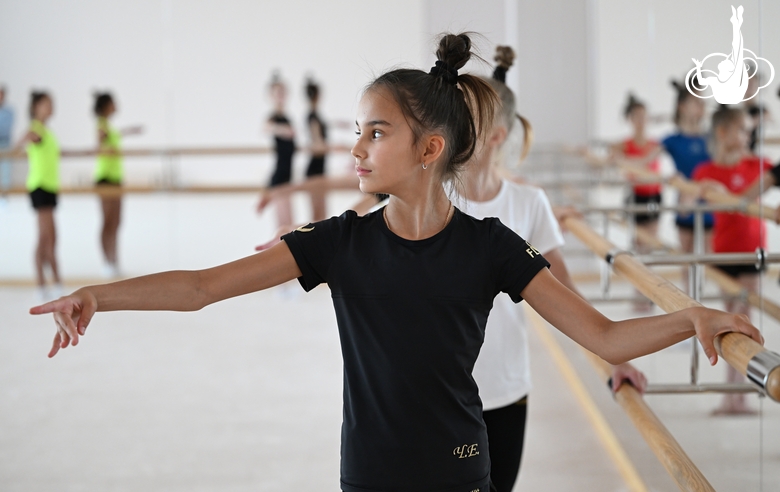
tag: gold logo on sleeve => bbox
[295,225,315,233]
[525,241,541,258]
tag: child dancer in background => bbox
[265,72,295,227]
[33,34,762,492]
[693,107,773,415]
[610,94,662,310]
[14,92,61,299]
[93,92,143,278]
[456,46,646,492]
[305,78,328,221]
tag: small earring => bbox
[422,163,428,170]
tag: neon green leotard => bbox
[26,119,60,193]
[94,117,123,183]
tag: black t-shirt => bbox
[269,113,295,156]
[282,208,549,492]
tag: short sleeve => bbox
[489,218,550,304]
[661,135,673,152]
[527,188,566,255]
[281,211,353,291]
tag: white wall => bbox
[0,0,425,149]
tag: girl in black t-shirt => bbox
[265,72,295,226]
[32,33,763,492]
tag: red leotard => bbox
[692,156,773,253]
[623,139,662,196]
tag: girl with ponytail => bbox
[455,46,646,492]
[31,34,762,491]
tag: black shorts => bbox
[306,156,326,177]
[771,163,780,184]
[95,178,121,186]
[29,188,57,209]
[628,193,662,225]
[715,263,762,278]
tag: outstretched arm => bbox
[30,241,302,357]
[741,170,777,201]
[521,268,762,366]
[545,249,647,393]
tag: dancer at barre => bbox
[452,45,646,492]
[304,77,328,221]
[610,93,662,311]
[265,72,296,227]
[14,92,61,300]
[31,33,763,492]
[693,107,774,415]
[92,92,143,278]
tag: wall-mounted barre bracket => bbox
[746,350,780,398]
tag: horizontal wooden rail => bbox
[584,351,716,492]
[0,144,354,160]
[563,216,780,402]
[0,185,269,196]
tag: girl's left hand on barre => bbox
[689,307,764,366]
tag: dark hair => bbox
[623,93,645,118]
[93,92,114,116]
[709,106,746,154]
[492,46,515,83]
[366,33,497,180]
[29,91,50,119]
[671,79,693,125]
[488,46,533,162]
[305,77,320,102]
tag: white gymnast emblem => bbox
[686,5,774,104]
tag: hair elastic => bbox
[429,60,459,85]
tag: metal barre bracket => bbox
[604,248,632,266]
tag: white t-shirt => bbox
[454,180,565,410]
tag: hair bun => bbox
[494,46,515,69]
[435,33,472,71]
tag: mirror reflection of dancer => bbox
[455,46,647,492]
[93,93,143,278]
[265,73,295,227]
[693,107,774,415]
[304,78,328,221]
[692,6,748,104]
[30,34,764,492]
[14,92,61,300]
[610,94,662,311]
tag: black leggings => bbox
[483,397,528,492]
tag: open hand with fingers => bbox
[30,290,98,358]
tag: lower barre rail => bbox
[584,352,716,492]
[645,383,760,395]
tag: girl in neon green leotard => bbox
[13,92,61,299]
[93,93,142,278]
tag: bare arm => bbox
[741,172,777,201]
[30,241,302,357]
[521,268,762,366]
[545,248,647,392]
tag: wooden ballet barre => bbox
[628,222,780,327]
[0,144,354,160]
[562,216,780,402]
[584,352,716,492]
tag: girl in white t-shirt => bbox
[454,46,648,492]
